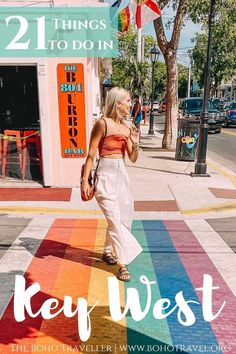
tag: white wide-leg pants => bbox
[95,158,142,265]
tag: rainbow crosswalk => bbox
[0,219,235,354]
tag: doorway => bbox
[0,65,42,182]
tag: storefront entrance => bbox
[0,65,42,182]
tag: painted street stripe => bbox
[126,220,173,352]
[33,219,98,350]
[207,160,236,188]
[0,217,32,260]
[186,220,236,296]
[0,219,98,353]
[143,220,221,354]
[221,128,236,137]
[0,218,77,353]
[183,220,236,352]
[0,206,102,215]
[2,203,236,217]
[181,201,236,215]
[0,217,54,320]
[86,219,128,353]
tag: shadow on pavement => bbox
[149,156,177,161]
[18,237,118,276]
[127,164,190,176]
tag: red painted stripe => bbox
[0,219,98,353]
[164,220,236,353]
[0,188,72,201]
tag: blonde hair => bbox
[104,87,129,118]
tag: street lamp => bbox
[191,0,216,177]
[148,45,160,135]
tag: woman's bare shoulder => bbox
[94,117,106,128]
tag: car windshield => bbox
[186,99,214,110]
[212,99,220,108]
[231,103,236,109]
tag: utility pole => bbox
[187,50,192,97]
[187,66,191,97]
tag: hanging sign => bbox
[57,63,86,158]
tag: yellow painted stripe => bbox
[181,201,236,215]
[222,128,236,137]
[207,160,236,188]
[86,219,128,353]
[1,203,236,216]
[0,206,102,215]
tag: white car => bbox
[153,101,160,111]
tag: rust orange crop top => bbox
[98,134,128,157]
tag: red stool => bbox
[22,130,42,179]
[2,130,22,178]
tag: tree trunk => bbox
[163,49,178,150]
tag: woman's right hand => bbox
[81,179,91,200]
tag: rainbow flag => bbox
[118,6,130,32]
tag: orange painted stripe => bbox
[86,219,128,353]
[0,219,98,353]
[34,219,98,350]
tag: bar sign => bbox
[57,63,87,158]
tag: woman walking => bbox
[81,87,142,281]
[131,95,142,128]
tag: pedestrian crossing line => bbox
[0,218,78,352]
[185,220,236,298]
[86,219,128,352]
[164,220,236,353]
[34,219,99,349]
[143,220,221,353]
[126,220,173,349]
[0,219,236,353]
[0,219,98,353]
[0,217,54,321]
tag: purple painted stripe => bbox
[164,220,236,353]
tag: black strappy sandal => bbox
[117,265,131,282]
[102,252,117,265]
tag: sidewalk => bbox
[0,123,236,354]
[1,123,236,220]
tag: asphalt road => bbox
[153,114,236,254]
[208,128,236,173]
[154,114,236,173]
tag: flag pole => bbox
[137,27,142,63]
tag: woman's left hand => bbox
[130,125,140,144]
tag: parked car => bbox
[178,97,222,133]
[159,100,166,113]
[153,101,160,112]
[210,98,230,124]
[224,101,236,127]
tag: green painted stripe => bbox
[125,220,173,351]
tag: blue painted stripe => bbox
[142,220,222,354]
[125,221,175,353]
